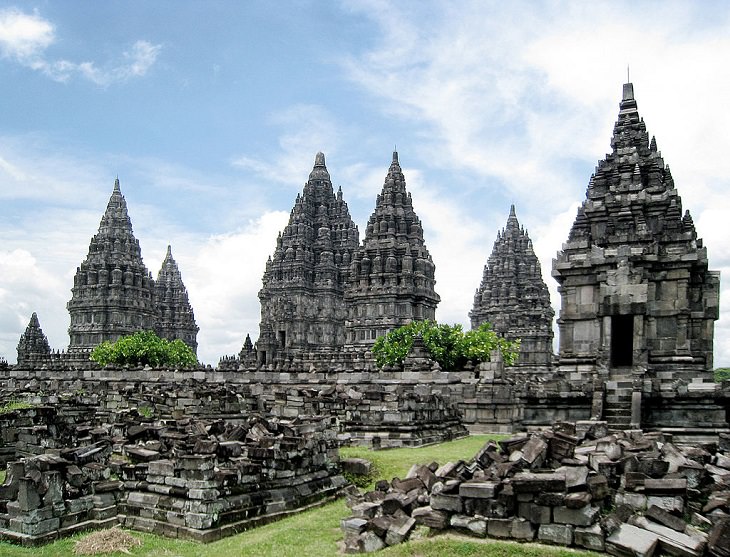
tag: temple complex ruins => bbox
[1,82,729,548]
[470,205,554,370]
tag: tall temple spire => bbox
[257,152,359,364]
[154,245,199,354]
[471,206,553,369]
[67,177,157,350]
[345,151,440,350]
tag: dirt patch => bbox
[74,527,142,555]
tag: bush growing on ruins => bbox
[0,399,34,415]
[372,321,519,370]
[716,368,730,382]
[90,331,197,368]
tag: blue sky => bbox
[1,1,729,367]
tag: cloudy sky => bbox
[1,1,729,367]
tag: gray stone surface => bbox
[470,205,554,369]
[606,523,658,557]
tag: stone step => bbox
[603,407,631,419]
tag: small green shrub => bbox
[715,368,730,382]
[90,331,197,368]
[0,400,33,415]
[342,464,379,489]
[137,405,154,418]
[372,321,519,370]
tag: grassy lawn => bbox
[0,435,600,557]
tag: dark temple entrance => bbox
[611,315,634,367]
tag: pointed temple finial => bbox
[627,64,630,83]
[314,152,326,167]
[392,150,399,164]
[509,204,516,218]
[113,176,121,192]
[166,244,172,258]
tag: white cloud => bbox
[232,104,344,188]
[0,8,54,61]
[185,212,290,364]
[0,8,160,85]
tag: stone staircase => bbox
[604,372,634,430]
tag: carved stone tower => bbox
[17,312,51,365]
[345,151,440,350]
[67,178,157,350]
[552,83,720,382]
[257,153,359,364]
[154,245,199,354]
[470,205,554,369]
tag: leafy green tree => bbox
[372,320,519,370]
[90,331,197,368]
[715,368,730,382]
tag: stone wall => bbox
[0,405,346,546]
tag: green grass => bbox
[340,434,501,489]
[0,400,33,415]
[0,435,599,557]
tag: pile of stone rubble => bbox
[341,421,730,556]
[0,408,346,546]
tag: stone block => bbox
[630,516,705,557]
[520,436,548,465]
[556,465,589,491]
[450,514,487,537]
[185,512,214,530]
[487,518,512,538]
[606,523,658,557]
[511,517,535,540]
[411,506,448,529]
[564,491,592,509]
[535,492,564,506]
[512,471,566,493]
[587,474,609,499]
[646,504,687,532]
[708,518,730,557]
[538,523,573,546]
[147,459,175,476]
[430,493,462,513]
[647,495,684,514]
[17,478,41,511]
[553,504,600,527]
[518,502,551,524]
[384,516,416,546]
[614,491,647,511]
[360,531,385,553]
[644,478,687,493]
[575,523,605,551]
[459,481,498,499]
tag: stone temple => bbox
[553,82,722,429]
[256,152,360,365]
[470,205,554,370]
[344,151,439,350]
[66,178,198,354]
